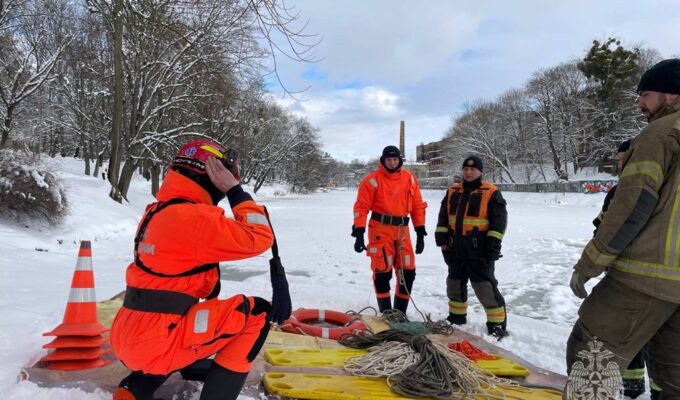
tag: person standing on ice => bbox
[566,59,680,399]
[591,139,661,400]
[110,138,292,400]
[592,140,631,234]
[434,155,508,340]
[352,145,427,314]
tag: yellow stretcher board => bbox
[263,372,563,400]
[265,347,529,377]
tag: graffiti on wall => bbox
[579,180,617,194]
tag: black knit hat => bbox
[381,145,401,159]
[637,59,680,95]
[380,145,403,172]
[617,139,632,153]
[462,155,483,172]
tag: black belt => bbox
[123,286,198,315]
[371,212,410,226]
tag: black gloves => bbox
[269,258,292,324]
[351,225,366,253]
[415,226,427,254]
[486,237,502,261]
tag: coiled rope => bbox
[340,329,520,399]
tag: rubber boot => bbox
[650,388,661,400]
[623,378,645,399]
[487,324,508,341]
[377,297,392,313]
[113,371,168,400]
[446,314,466,325]
[393,296,409,314]
[199,363,248,400]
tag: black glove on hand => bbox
[269,258,292,324]
[351,225,366,253]
[415,226,427,254]
[486,237,502,261]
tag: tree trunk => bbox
[108,0,124,203]
[117,157,138,202]
[151,163,161,197]
[0,103,15,148]
[82,133,91,176]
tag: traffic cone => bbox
[43,241,107,337]
[40,241,111,370]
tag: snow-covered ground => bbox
[0,157,650,399]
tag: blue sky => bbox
[268,0,680,162]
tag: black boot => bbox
[623,378,645,399]
[650,388,661,400]
[377,297,392,313]
[393,296,409,314]
[446,314,466,325]
[113,371,168,400]
[199,363,248,400]
[487,324,508,341]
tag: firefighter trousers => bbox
[444,253,506,329]
[565,275,680,399]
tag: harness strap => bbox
[123,286,198,315]
[134,198,219,278]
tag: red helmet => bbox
[171,139,239,179]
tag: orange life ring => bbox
[281,308,366,340]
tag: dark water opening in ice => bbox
[219,266,311,281]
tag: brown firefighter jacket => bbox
[575,101,680,303]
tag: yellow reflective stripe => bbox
[200,145,223,158]
[448,216,489,226]
[435,226,448,233]
[650,378,662,391]
[620,161,664,189]
[611,257,680,281]
[464,218,489,225]
[665,189,680,266]
[584,241,616,267]
[596,212,604,222]
[623,368,645,380]
[448,300,468,314]
[485,306,506,323]
[487,230,504,240]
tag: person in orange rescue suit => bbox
[110,138,292,400]
[352,145,427,314]
[435,155,509,340]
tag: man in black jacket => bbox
[435,155,508,340]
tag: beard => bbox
[641,97,668,121]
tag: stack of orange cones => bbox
[40,241,112,370]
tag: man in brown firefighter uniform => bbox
[592,139,661,399]
[435,155,509,340]
[566,59,680,399]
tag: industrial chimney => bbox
[399,120,405,159]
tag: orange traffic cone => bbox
[40,241,111,370]
[43,241,107,337]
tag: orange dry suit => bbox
[353,163,427,312]
[435,178,507,332]
[110,170,273,375]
